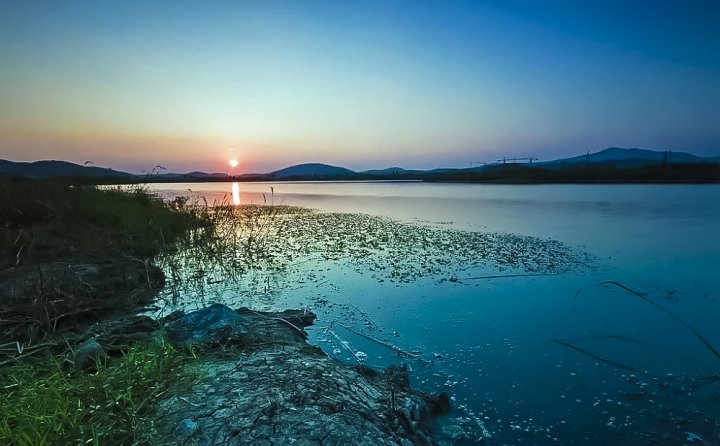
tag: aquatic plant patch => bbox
[159,205,596,297]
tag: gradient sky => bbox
[1,0,719,173]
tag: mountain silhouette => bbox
[0,160,131,179]
[269,163,356,178]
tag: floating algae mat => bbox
[147,182,720,446]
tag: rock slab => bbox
[164,304,248,347]
[155,306,449,445]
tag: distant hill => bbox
[546,147,720,166]
[3,147,718,184]
[153,171,229,180]
[363,167,408,175]
[269,163,356,178]
[244,149,720,183]
[183,171,228,178]
[0,159,132,179]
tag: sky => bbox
[1,0,719,174]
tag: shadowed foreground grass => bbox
[0,177,207,268]
[0,177,213,342]
[0,178,205,444]
[0,341,193,446]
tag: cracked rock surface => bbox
[154,306,449,445]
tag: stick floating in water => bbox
[550,338,637,371]
[574,334,659,348]
[577,280,720,363]
[324,326,365,364]
[337,323,425,361]
[464,273,556,281]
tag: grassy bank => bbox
[0,341,192,446]
[0,177,211,342]
[0,178,209,444]
[0,177,202,267]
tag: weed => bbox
[0,178,211,342]
[0,340,192,446]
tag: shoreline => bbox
[147,304,451,445]
[0,181,457,445]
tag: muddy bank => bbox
[85,304,451,445]
[0,258,164,343]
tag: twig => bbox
[598,280,720,362]
[337,323,423,361]
[465,273,556,280]
[326,327,364,364]
[245,309,307,338]
[0,347,51,366]
[550,338,636,371]
[0,341,62,357]
[15,245,24,266]
[572,334,659,348]
[178,396,201,407]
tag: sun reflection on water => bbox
[231,182,240,205]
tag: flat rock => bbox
[164,304,249,347]
[154,306,448,445]
[73,337,106,371]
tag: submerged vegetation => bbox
[146,201,598,330]
[159,204,596,307]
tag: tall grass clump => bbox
[0,341,192,446]
[0,178,209,268]
[0,177,212,342]
[157,193,294,301]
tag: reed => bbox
[598,280,720,362]
[550,338,636,371]
[574,280,720,363]
[0,178,212,343]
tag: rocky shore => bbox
[83,304,451,445]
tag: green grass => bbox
[0,178,281,445]
[0,341,192,446]
[0,179,228,445]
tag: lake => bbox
[148,181,720,445]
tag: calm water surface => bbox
[149,182,720,445]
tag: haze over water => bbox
[150,181,720,445]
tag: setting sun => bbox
[229,159,238,168]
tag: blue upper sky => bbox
[1,0,718,173]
